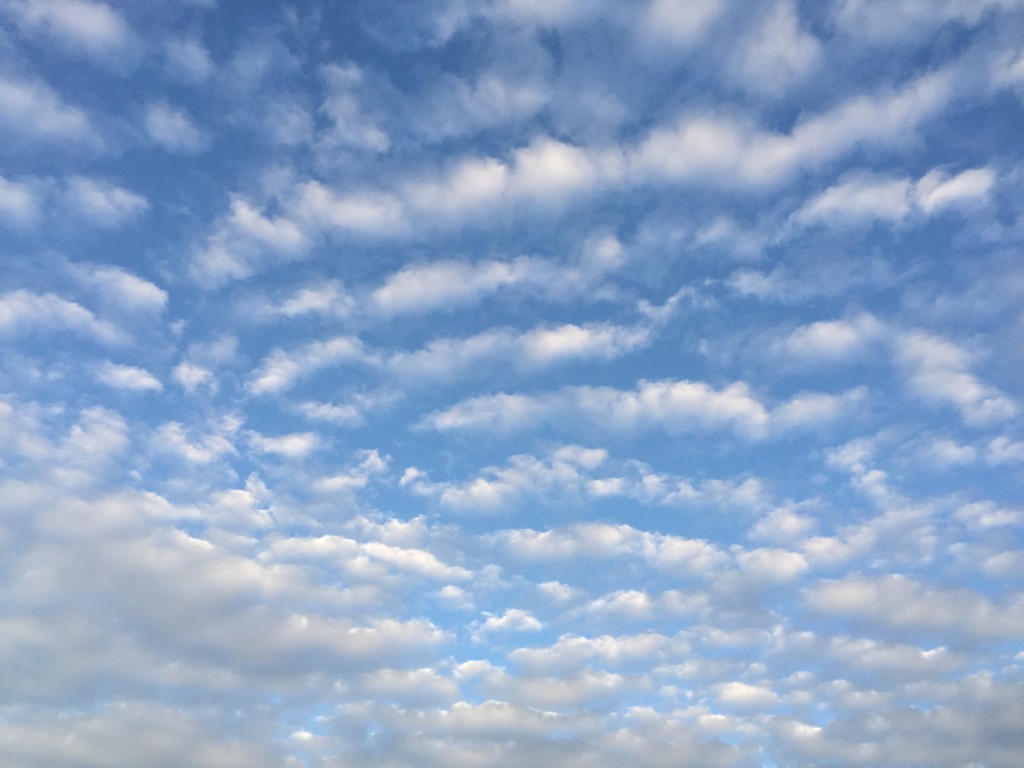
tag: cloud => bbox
[423,379,863,439]
[371,258,530,315]
[0,175,147,229]
[164,37,213,83]
[637,0,724,47]
[0,290,122,343]
[402,445,607,512]
[314,448,389,493]
[730,0,822,95]
[172,362,216,394]
[180,58,980,288]
[385,322,648,382]
[318,63,390,152]
[247,335,366,395]
[792,166,996,227]
[190,197,310,286]
[985,435,1024,465]
[472,608,543,641]
[71,263,167,312]
[914,166,996,213]
[0,702,281,768]
[806,573,1024,641]
[774,313,884,362]
[735,547,809,584]
[2,4,1022,766]
[3,0,134,59]
[96,361,162,392]
[896,331,1017,424]
[714,681,779,709]
[153,419,239,465]
[370,237,624,315]
[261,280,354,320]
[792,173,915,226]
[144,102,205,153]
[920,437,977,467]
[296,393,391,427]
[0,175,41,225]
[0,73,99,147]
[831,0,1019,43]
[64,177,148,227]
[247,430,320,458]
[404,445,769,515]
[954,501,1023,530]
[632,66,956,186]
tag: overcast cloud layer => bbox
[2,1,1024,766]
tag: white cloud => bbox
[264,280,354,320]
[0,289,122,343]
[145,102,205,153]
[418,66,551,143]
[314,448,389,493]
[4,0,133,58]
[0,175,41,225]
[638,0,724,47]
[65,176,148,227]
[403,156,510,219]
[402,136,624,223]
[896,331,1017,425]
[735,547,809,583]
[520,322,649,364]
[318,63,390,152]
[96,361,162,392]
[172,362,216,394]
[832,0,1017,43]
[806,574,1024,640]
[72,263,167,312]
[985,435,1024,465]
[0,703,280,768]
[715,681,780,709]
[369,234,626,314]
[748,505,818,545]
[954,501,1023,530]
[405,446,769,516]
[191,197,310,286]
[632,67,956,186]
[361,541,470,582]
[402,445,608,512]
[508,136,622,201]
[0,73,98,146]
[153,419,239,465]
[295,181,405,236]
[792,166,996,227]
[371,258,533,314]
[424,379,862,439]
[914,166,996,213]
[730,0,822,95]
[793,173,914,226]
[473,608,542,641]
[775,313,884,362]
[921,437,977,467]
[297,400,366,427]
[247,431,320,458]
[769,387,868,432]
[247,335,366,395]
[164,37,213,83]
[386,322,648,382]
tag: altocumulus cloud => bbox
[1,1,1023,766]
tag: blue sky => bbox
[1,0,1023,765]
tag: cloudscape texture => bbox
[2,1,1023,765]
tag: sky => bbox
[1,0,1023,765]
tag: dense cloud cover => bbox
[1,0,1023,765]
